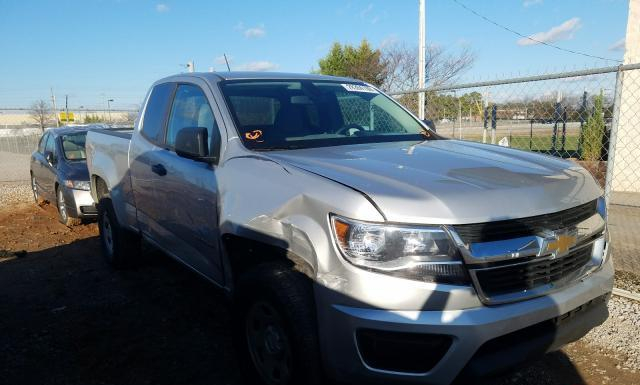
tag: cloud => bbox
[523,0,543,7]
[380,34,399,49]
[155,3,169,12]
[359,3,383,24]
[244,26,266,38]
[360,3,373,18]
[609,38,625,52]
[517,17,581,46]
[237,61,279,71]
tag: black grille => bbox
[473,245,593,298]
[453,200,597,244]
[356,329,452,373]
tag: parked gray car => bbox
[30,126,97,225]
[86,72,613,385]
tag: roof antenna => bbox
[223,54,231,71]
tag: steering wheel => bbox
[336,124,365,136]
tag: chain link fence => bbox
[390,63,640,207]
[0,131,41,155]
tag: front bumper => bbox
[315,256,613,385]
[62,187,97,219]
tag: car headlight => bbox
[331,215,468,284]
[64,180,90,191]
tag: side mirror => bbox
[422,119,436,132]
[175,127,216,163]
[44,151,55,165]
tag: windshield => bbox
[220,80,438,150]
[60,132,87,160]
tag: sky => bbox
[0,0,629,110]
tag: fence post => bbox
[604,66,624,207]
[561,106,567,153]
[483,106,488,143]
[491,105,497,144]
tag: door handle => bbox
[151,163,167,176]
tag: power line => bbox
[451,0,622,63]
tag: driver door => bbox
[149,82,223,283]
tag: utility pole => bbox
[418,0,426,120]
[65,95,69,126]
[458,96,462,140]
[50,88,59,127]
[107,99,114,123]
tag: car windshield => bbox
[60,132,87,160]
[220,80,438,150]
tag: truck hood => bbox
[266,140,602,224]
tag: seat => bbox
[273,104,313,140]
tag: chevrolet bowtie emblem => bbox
[544,233,577,257]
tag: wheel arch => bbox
[222,232,316,293]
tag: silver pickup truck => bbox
[86,72,613,385]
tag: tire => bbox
[97,197,141,268]
[56,187,81,226]
[235,263,323,385]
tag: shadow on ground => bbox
[0,235,593,385]
[0,237,242,385]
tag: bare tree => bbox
[382,43,475,91]
[29,100,51,131]
[381,43,475,115]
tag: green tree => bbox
[318,40,387,86]
[582,91,605,161]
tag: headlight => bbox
[331,215,468,284]
[64,180,90,191]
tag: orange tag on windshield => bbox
[245,129,263,140]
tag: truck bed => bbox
[86,128,135,228]
[91,128,134,140]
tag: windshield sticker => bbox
[245,129,263,141]
[341,84,379,94]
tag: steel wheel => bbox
[57,189,69,222]
[245,301,293,385]
[100,211,114,257]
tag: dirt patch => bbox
[0,203,637,385]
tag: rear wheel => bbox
[235,263,323,385]
[56,187,81,226]
[31,175,45,205]
[98,197,141,268]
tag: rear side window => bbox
[141,82,175,144]
[44,134,57,163]
[166,84,218,148]
[38,133,48,153]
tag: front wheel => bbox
[57,187,81,226]
[235,263,323,385]
[97,197,141,268]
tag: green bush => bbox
[581,91,605,162]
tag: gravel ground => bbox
[582,295,640,372]
[615,270,640,293]
[0,181,33,207]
